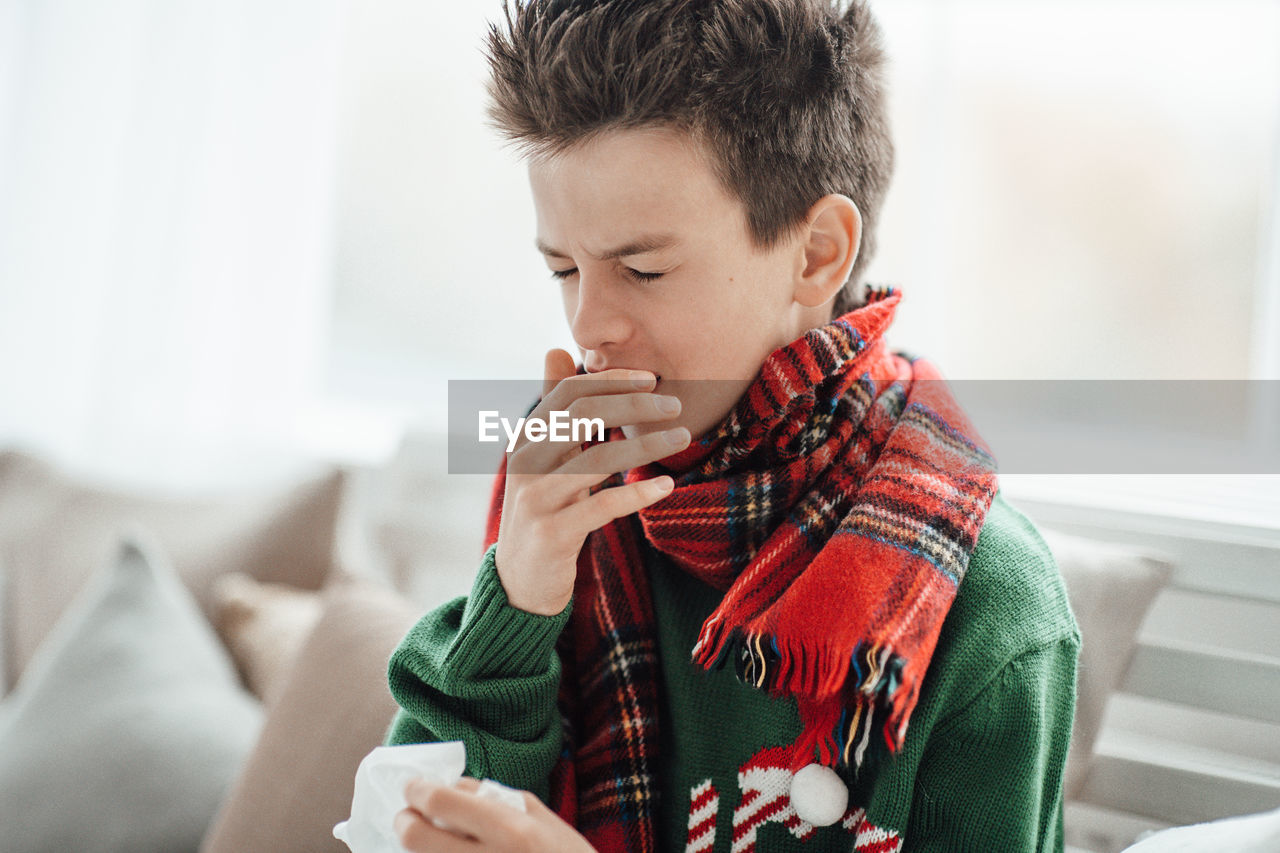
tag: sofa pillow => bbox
[200,579,420,853]
[0,531,263,853]
[0,449,345,686]
[1039,527,1172,800]
[210,573,324,704]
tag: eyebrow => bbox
[535,233,679,261]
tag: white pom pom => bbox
[789,764,848,827]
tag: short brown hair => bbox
[484,0,895,316]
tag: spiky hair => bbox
[484,0,895,314]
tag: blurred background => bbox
[1,0,1278,499]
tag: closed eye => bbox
[549,268,666,283]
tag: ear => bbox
[794,194,862,309]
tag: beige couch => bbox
[0,440,495,853]
[0,440,1172,852]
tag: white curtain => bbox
[0,0,345,486]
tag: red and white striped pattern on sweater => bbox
[685,779,719,853]
[682,746,904,853]
[730,748,816,852]
[843,807,903,853]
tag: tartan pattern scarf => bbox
[482,288,998,853]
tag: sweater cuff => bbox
[450,544,572,680]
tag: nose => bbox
[568,269,632,354]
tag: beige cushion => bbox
[200,580,420,853]
[0,450,345,685]
[0,532,262,852]
[210,573,325,704]
[1040,527,1172,800]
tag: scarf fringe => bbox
[692,621,914,771]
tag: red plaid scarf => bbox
[482,288,998,852]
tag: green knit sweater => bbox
[386,492,1080,852]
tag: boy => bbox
[386,1,1080,851]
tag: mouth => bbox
[584,365,662,383]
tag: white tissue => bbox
[332,742,526,853]
[332,742,464,852]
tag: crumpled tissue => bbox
[333,741,526,852]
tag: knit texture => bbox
[386,562,571,799]
[385,493,1080,851]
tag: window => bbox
[325,1,1280,514]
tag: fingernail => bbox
[656,395,680,413]
[631,371,655,389]
[653,476,674,493]
[664,427,690,446]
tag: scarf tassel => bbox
[693,622,915,771]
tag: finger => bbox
[563,390,682,431]
[542,348,577,399]
[523,426,689,513]
[509,389,678,475]
[517,787,559,819]
[556,472,676,540]
[512,362,652,462]
[394,807,478,853]
[559,425,690,478]
[404,780,532,849]
[504,423,592,477]
[511,423,688,518]
[540,367,656,413]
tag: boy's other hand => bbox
[494,347,689,615]
[395,777,595,852]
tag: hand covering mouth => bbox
[583,364,661,382]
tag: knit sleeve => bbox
[902,635,1080,852]
[383,544,571,803]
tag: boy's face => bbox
[529,127,831,441]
